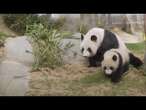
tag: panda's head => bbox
[101,50,119,75]
[80,28,104,57]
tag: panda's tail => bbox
[129,53,143,68]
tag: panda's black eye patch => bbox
[112,55,117,61]
[87,48,92,53]
[110,67,114,70]
[81,34,84,41]
[81,48,84,53]
[104,66,106,70]
[91,35,97,42]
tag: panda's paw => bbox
[88,64,98,67]
[88,65,96,68]
[96,63,101,67]
[104,74,111,78]
[111,78,121,83]
[88,64,101,68]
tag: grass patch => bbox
[126,42,145,54]
[27,65,146,96]
[80,70,109,84]
[76,67,146,96]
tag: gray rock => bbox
[5,36,34,66]
[61,34,88,65]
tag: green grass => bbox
[80,70,110,84]
[75,67,146,95]
[126,42,145,54]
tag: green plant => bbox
[0,32,8,46]
[96,20,104,28]
[126,42,145,54]
[78,23,88,34]
[3,14,66,35]
[25,23,71,70]
[48,16,66,30]
[3,14,41,35]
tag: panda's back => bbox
[110,48,130,65]
[113,33,130,52]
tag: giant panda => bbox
[101,48,143,83]
[80,27,133,67]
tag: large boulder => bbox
[61,33,88,65]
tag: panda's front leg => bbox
[111,73,122,83]
[88,57,101,67]
[111,68,125,83]
[88,57,97,67]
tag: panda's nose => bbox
[83,55,88,58]
[83,51,89,57]
[83,53,88,57]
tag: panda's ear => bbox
[91,35,97,42]
[112,55,117,61]
[81,34,84,41]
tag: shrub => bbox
[25,23,71,70]
[0,32,9,47]
[3,14,66,35]
[48,16,66,30]
[3,14,41,35]
[96,20,105,28]
[77,23,88,34]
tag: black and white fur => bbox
[80,27,128,67]
[80,27,141,67]
[101,48,143,83]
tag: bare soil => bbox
[26,63,146,96]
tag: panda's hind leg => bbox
[129,53,143,68]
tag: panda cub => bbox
[101,48,143,83]
[80,27,128,67]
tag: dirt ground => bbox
[26,64,97,96]
[26,41,145,96]
[26,62,146,96]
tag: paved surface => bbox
[0,36,34,96]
